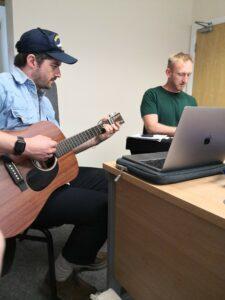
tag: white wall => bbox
[192,0,225,21]
[9,0,194,167]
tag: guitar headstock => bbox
[107,112,125,125]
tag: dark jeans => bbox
[32,167,108,264]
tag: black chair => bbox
[46,82,60,124]
[18,82,60,300]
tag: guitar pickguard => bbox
[26,162,59,191]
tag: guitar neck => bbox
[56,124,104,158]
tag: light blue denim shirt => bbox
[0,66,59,130]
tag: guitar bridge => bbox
[2,155,28,191]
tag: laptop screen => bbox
[162,106,225,171]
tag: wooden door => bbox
[192,23,225,107]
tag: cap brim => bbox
[47,51,78,64]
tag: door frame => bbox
[187,16,225,95]
[0,6,9,71]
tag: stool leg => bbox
[1,237,16,276]
[40,229,59,300]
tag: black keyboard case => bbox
[116,153,225,185]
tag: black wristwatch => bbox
[14,136,26,155]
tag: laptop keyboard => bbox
[141,158,165,169]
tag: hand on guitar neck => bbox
[73,113,124,154]
[97,116,121,141]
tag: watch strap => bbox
[14,136,26,155]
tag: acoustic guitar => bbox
[0,113,124,238]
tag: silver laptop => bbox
[126,106,225,172]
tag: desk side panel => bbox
[114,179,225,300]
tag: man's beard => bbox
[172,81,185,92]
[176,84,185,91]
[36,78,55,90]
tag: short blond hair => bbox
[167,52,193,69]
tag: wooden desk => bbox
[104,162,225,300]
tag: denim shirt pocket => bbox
[7,108,36,129]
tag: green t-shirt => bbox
[140,86,197,126]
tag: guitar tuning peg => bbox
[109,112,115,117]
[108,113,117,125]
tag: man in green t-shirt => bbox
[140,52,197,136]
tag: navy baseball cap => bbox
[15,28,77,64]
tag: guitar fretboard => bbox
[56,124,105,158]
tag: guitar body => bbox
[0,121,78,238]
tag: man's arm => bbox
[143,114,176,137]
[0,132,57,161]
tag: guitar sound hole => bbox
[32,156,57,171]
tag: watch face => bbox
[14,136,26,155]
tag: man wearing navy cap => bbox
[0,28,120,299]
[15,27,77,63]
